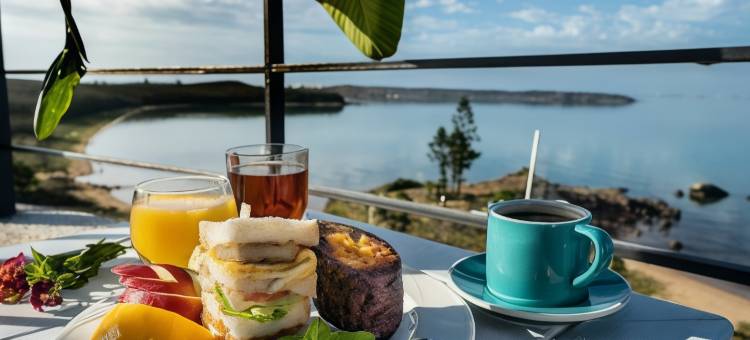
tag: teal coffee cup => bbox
[486,199,614,307]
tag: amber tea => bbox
[228,162,307,219]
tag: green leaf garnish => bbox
[24,240,127,290]
[317,0,404,60]
[214,284,303,323]
[280,318,375,340]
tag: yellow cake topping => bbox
[325,232,394,267]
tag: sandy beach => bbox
[624,259,749,327]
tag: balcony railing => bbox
[1,2,749,285]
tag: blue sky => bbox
[2,0,749,96]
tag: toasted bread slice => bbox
[199,218,319,249]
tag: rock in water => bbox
[674,189,684,198]
[688,183,728,203]
[669,240,683,251]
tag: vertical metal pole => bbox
[0,10,16,217]
[263,0,285,143]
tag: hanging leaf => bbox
[317,0,405,60]
[33,0,87,140]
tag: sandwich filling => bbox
[214,283,305,322]
[203,288,310,339]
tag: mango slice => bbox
[91,303,214,340]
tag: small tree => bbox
[448,97,480,195]
[428,126,450,199]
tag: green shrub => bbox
[380,178,424,192]
[12,161,38,194]
[491,190,520,202]
[610,257,665,296]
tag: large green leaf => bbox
[318,0,404,60]
[33,49,83,140]
[33,0,87,141]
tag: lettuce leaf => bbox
[214,284,302,323]
[280,318,375,340]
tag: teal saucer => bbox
[447,253,631,322]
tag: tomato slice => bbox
[243,290,290,302]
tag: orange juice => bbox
[130,195,237,268]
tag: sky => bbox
[2,0,749,96]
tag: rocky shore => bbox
[376,168,682,241]
[462,168,682,239]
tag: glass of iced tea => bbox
[130,176,238,268]
[225,144,308,219]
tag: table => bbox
[0,212,734,340]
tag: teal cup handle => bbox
[572,224,614,288]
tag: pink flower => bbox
[29,280,62,312]
[0,253,29,304]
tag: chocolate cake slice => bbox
[312,221,403,339]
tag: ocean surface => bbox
[79,97,750,265]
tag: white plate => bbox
[58,267,474,340]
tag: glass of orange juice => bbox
[130,176,237,268]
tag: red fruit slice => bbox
[112,264,198,296]
[119,288,203,324]
[118,276,198,296]
[112,264,192,282]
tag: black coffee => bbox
[503,211,573,223]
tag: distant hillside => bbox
[324,85,635,106]
[7,79,345,122]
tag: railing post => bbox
[263,0,285,143]
[0,10,16,217]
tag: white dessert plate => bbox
[57,266,475,340]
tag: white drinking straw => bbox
[524,130,541,199]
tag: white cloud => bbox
[614,0,727,41]
[658,0,727,21]
[439,0,473,14]
[401,0,743,57]
[409,0,471,13]
[1,0,265,69]
[496,0,732,50]
[412,15,458,30]
[509,8,556,23]
[413,0,434,9]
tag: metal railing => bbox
[7,46,750,76]
[1,2,749,286]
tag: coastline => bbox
[65,105,212,215]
